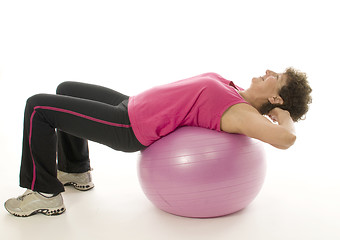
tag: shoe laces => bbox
[17,190,33,201]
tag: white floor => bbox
[1,135,339,240]
[1,1,340,239]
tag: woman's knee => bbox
[26,94,49,109]
[56,81,75,95]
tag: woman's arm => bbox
[221,104,296,149]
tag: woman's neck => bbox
[238,90,264,112]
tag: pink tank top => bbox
[128,72,248,146]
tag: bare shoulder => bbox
[220,103,296,149]
[220,103,261,134]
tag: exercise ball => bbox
[137,126,266,218]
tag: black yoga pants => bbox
[19,81,146,194]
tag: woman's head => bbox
[257,67,312,122]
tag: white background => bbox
[0,0,339,239]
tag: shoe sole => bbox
[63,182,94,191]
[5,205,66,217]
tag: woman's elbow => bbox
[273,133,296,150]
[289,133,297,146]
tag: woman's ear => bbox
[268,96,284,105]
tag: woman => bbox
[4,68,312,217]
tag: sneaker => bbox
[57,170,94,191]
[4,190,65,217]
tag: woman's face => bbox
[250,70,286,99]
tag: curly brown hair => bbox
[259,67,312,122]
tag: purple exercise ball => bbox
[137,126,266,218]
